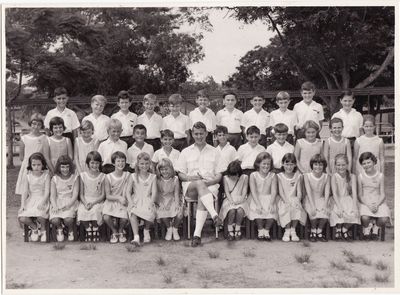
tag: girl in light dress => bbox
[102,151,130,244]
[48,116,73,167]
[277,153,307,242]
[294,120,323,174]
[353,115,384,174]
[155,158,182,241]
[248,152,277,241]
[16,113,53,195]
[357,152,391,240]
[303,154,331,242]
[49,155,79,242]
[329,154,360,241]
[126,152,157,246]
[323,117,352,174]
[18,153,51,242]
[219,160,249,241]
[74,120,99,174]
[77,151,106,242]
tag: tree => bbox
[227,7,394,115]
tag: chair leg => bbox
[352,224,358,240]
[245,218,251,239]
[24,225,30,242]
[304,219,310,240]
[250,221,255,239]
[380,226,386,241]
[277,226,284,240]
[182,216,188,240]
[223,218,228,239]
[299,224,305,240]
[187,202,191,239]
[154,221,160,240]
[271,222,277,239]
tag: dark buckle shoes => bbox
[227,232,235,241]
[191,235,201,247]
[317,233,328,242]
[309,232,317,242]
[342,231,352,241]
[371,233,379,241]
[264,235,272,242]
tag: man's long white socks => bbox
[193,210,208,237]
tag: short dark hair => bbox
[339,89,354,100]
[226,160,242,176]
[282,153,297,165]
[192,121,207,132]
[111,151,126,164]
[254,152,272,171]
[55,155,75,176]
[133,124,147,134]
[27,152,47,171]
[215,125,228,135]
[54,87,68,96]
[301,81,316,91]
[309,154,327,170]
[222,90,237,99]
[117,90,131,102]
[197,89,209,98]
[246,125,260,136]
[274,123,289,134]
[86,151,103,166]
[168,93,183,105]
[359,152,377,165]
[49,116,66,132]
[161,129,174,139]
[329,117,343,129]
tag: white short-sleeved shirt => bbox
[111,110,137,137]
[331,108,363,138]
[152,147,180,169]
[269,109,297,135]
[162,113,190,139]
[44,107,80,133]
[136,112,163,139]
[189,107,217,132]
[236,143,266,169]
[293,100,324,128]
[241,108,270,135]
[215,143,237,172]
[266,141,294,169]
[216,108,243,133]
[97,138,127,165]
[82,113,111,142]
[127,142,154,168]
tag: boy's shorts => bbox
[346,137,356,153]
[144,138,161,151]
[120,136,134,148]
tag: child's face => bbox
[361,158,375,173]
[216,132,228,145]
[331,122,343,137]
[251,96,264,110]
[335,158,347,174]
[305,128,317,141]
[196,96,209,110]
[60,164,70,177]
[91,100,105,115]
[88,160,100,172]
[283,161,295,173]
[118,98,131,112]
[276,98,289,109]
[340,95,354,110]
[363,120,375,135]
[169,103,181,116]
[54,94,68,109]
[134,129,146,143]
[159,166,172,179]
[138,158,150,172]
[31,120,42,132]
[143,99,156,112]
[109,127,122,141]
[52,124,64,136]
[259,159,271,174]
[247,133,260,146]
[114,157,126,171]
[312,162,324,174]
[301,90,315,104]
[161,136,174,148]
[275,132,288,144]
[223,95,237,109]
[81,128,93,139]
[31,159,43,172]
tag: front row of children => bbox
[18,145,390,245]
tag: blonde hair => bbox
[156,158,175,179]
[108,118,122,131]
[135,152,151,181]
[143,93,157,103]
[91,95,107,105]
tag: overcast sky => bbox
[181,8,275,83]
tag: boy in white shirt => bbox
[216,91,244,149]
[98,119,128,173]
[127,124,154,170]
[111,90,137,148]
[82,95,111,142]
[293,81,324,139]
[331,89,363,150]
[266,123,294,172]
[137,93,163,151]
[215,126,237,173]
[189,89,216,145]
[269,91,297,145]
[162,94,191,151]
[241,94,270,147]
[236,126,265,175]
[152,129,180,170]
[44,87,80,145]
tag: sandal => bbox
[227,231,235,241]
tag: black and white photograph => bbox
[2,2,398,292]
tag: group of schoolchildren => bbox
[16,81,391,247]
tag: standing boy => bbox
[162,94,191,151]
[266,123,294,172]
[136,93,163,151]
[241,94,270,147]
[152,129,180,169]
[126,124,154,170]
[82,95,111,142]
[214,126,237,173]
[111,90,137,148]
[236,126,265,175]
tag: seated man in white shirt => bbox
[176,122,224,247]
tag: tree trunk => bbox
[6,107,15,169]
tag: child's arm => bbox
[185,130,191,146]
[38,173,51,210]
[62,176,80,210]
[277,175,289,203]
[19,138,25,162]
[42,137,55,173]
[346,140,352,172]
[357,174,370,209]
[73,139,82,174]
[330,175,344,214]
[150,177,158,205]
[50,177,58,211]
[202,173,222,187]
[125,176,134,206]
[296,175,303,201]
[350,174,358,212]
[66,138,73,161]
[72,128,79,142]
[94,139,100,151]
[269,174,278,212]
[174,177,180,207]
[19,179,29,212]
[379,139,385,173]
[303,174,317,216]
[241,175,249,201]
[323,140,330,174]
[249,173,263,212]
[294,142,304,173]
[323,175,331,209]
[223,176,235,204]
[353,140,360,175]
[79,177,88,208]
[376,174,386,207]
